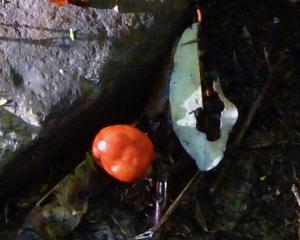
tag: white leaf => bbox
[169,23,238,171]
[0,98,8,106]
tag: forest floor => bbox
[1,1,300,239]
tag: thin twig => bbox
[292,184,300,208]
[35,175,69,207]
[133,171,201,239]
[110,215,129,239]
[195,201,208,232]
[35,161,87,206]
[207,50,285,196]
[233,77,272,145]
[234,52,285,146]
[153,170,201,231]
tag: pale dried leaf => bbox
[169,23,238,171]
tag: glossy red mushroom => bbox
[49,0,68,6]
[92,125,155,183]
[48,0,89,6]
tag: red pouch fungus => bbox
[92,125,155,183]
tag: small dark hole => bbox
[10,67,23,87]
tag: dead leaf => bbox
[169,23,238,171]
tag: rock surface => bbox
[0,0,190,193]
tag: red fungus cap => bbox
[92,125,155,183]
[49,0,68,6]
[49,0,89,6]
